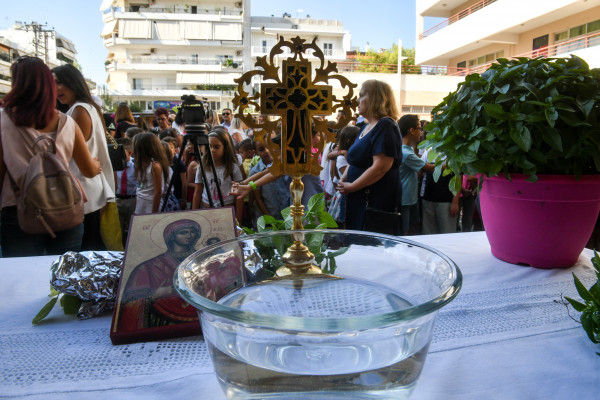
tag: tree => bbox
[355,44,416,73]
[98,85,115,112]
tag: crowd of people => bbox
[0,57,482,258]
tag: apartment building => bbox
[100,0,356,113]
[416,0,600,73]
[100,0,249,112]
[0,23,78,97]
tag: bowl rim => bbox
[174,229,462,332]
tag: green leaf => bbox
[49,287,60,297]
[306,192,325,215]
[449,175,461,195]
[580,313,599,343]
[61,295,82,315]
[241,226,255,235]
[510,124,532,152]
[564,296,588,312]
[573,273,594,302]
[542,128,563,152]
[483,103,506,119]
[495,83,510,94]
[32,296,59,325]
[306,232,325,254]
[317,211,337,228]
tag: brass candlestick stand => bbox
[233,36,357,276]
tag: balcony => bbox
[445,31,600,76]
[420,0,497,39]
[108,85,236,99]
[103,6,242,23]
[106,57,244,72]
[251,46,346,59]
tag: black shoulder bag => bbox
[362,187,402,235]
[105,129,127,171]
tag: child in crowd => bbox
[115,137,136,247]
[331,126,359,226]
[133,132,172,214]
[248,139,291,224]
[162,136,187,209]
[398,115,437,235]
[192,129,244,222]
[237,138,255,178]
[159,141,182,212]
[125,126,144,140]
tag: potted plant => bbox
[421,55,600,268]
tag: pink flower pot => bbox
[479,174,600,268]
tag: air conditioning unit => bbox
[234,1,242,8]
[150,48,157,54]
[236,50,242,56]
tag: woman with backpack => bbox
[53,64,116,251]
[0,56,102,257]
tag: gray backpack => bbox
[7,135,85,238]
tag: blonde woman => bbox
[336,79,402,232]
[114,103,136,138]
[228,117,246,145]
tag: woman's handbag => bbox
[362,189,402,235]
[105,130,127,171]
[328,191,343,221]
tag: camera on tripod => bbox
[161,95,225,211]
[180,94,209,139]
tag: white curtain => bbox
[213,23,242,41]
[183,21,211,40]
[154,21,180,40]
[121,20,150,39]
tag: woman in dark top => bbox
[336,80,402,231]
[114,103,136,138]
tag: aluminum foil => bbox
[50,251,123,320]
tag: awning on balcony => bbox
[101,20,118,38]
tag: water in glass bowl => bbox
[202,275,434,399]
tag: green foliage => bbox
[420,56,600,194]
[192,84,237,91]
[564,251,600,355]
[243,193,346,276]
[32,292,82,325]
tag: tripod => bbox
[161,127,225,212]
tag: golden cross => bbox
[261,59,332,176]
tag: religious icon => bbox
[110,208,237,345]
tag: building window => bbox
[495,50,504,58]
[588,19,600,34]
[323,43,333,56]
[457,61,466,69]
[570,24,586,38]
[133,78,142,90]
[554,31,568,42]
[469,59,476,67]
[262,40,267,53]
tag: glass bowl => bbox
[174,230,462,399]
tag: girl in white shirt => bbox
[133,133,172,214]
[192,129,244,222]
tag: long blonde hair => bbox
[360,80,399,121]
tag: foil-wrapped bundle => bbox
[50,251,123,319]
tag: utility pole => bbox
[18,21,55,64]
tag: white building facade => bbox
[416,0,600,73]
[100,0,355,113]
[0,23,78,97]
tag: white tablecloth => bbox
[1,232,598,399]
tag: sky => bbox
[1,0,420,85]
